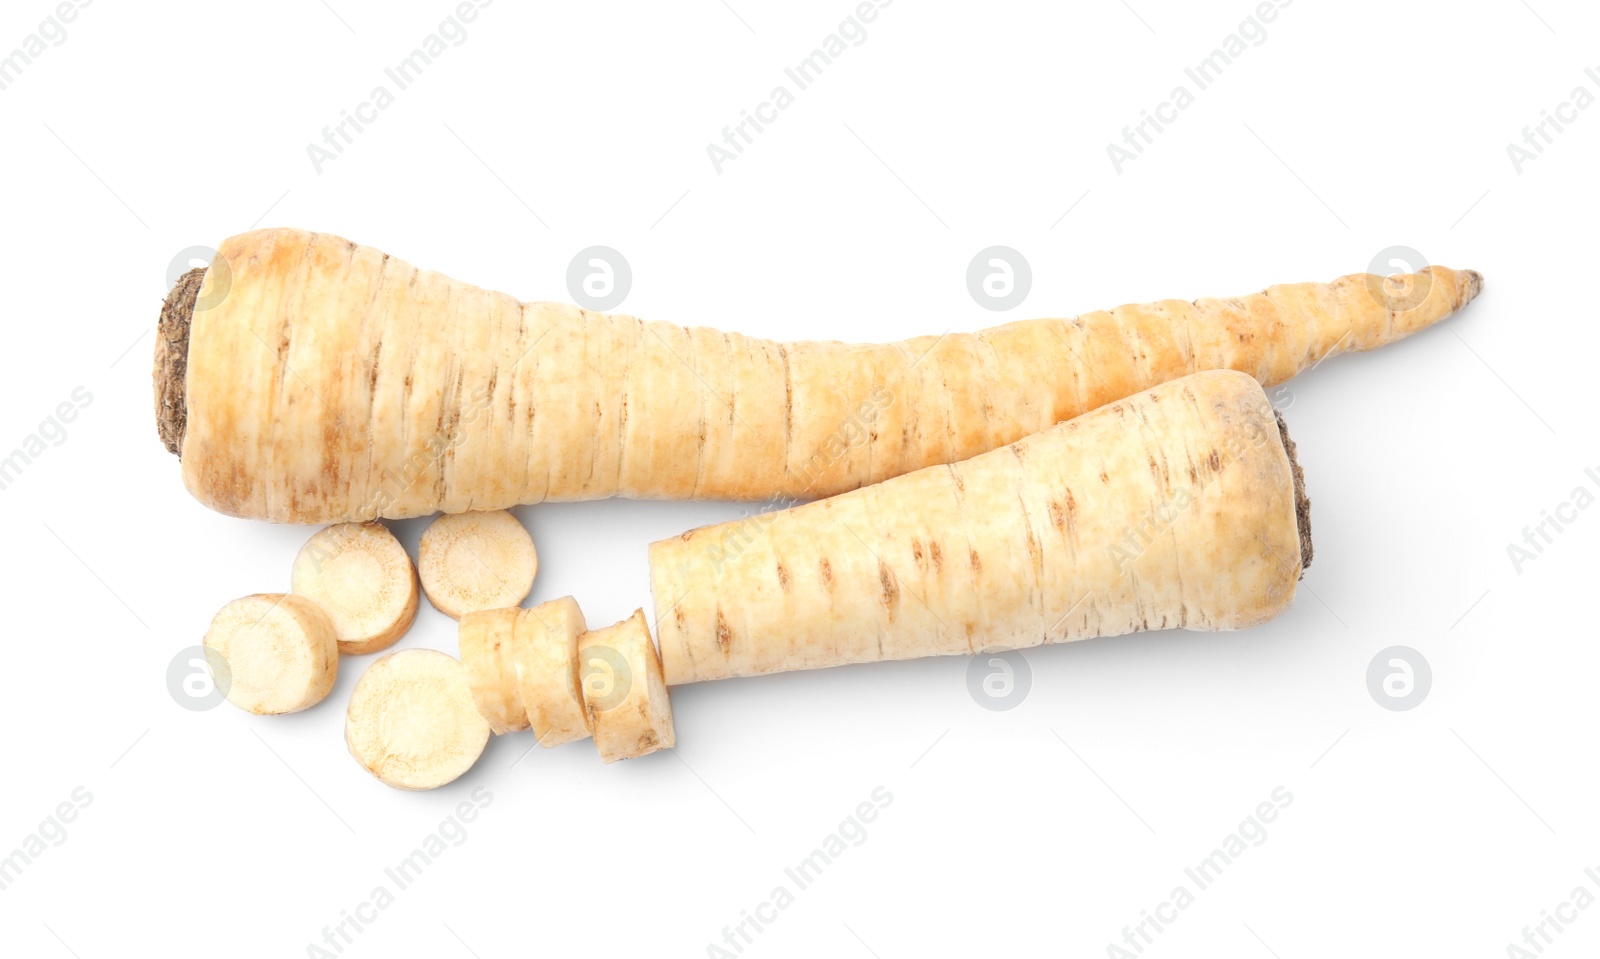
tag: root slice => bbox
[418,510,537,620]
[291,522,418,655]
[203,594,338,715]
[346,648,490,790]
[514,598,590,747]
[458,598,592,744]
[579,610,675,763]
[459,608,528,734]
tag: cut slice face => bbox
[515,598,590,748]
[418,510,537,620]
[203,593,338,715]
[579,609,675,763]
[458,608,528,734]
[345,648,490,790]
[290,522,419,655]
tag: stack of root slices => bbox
[203,509,659,789]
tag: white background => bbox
[1,1,1594,956]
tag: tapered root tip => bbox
[154,268,204,457]
[1461,269,1484,307]
[1275,411,1312,578]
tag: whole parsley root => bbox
[155,228,1476,523]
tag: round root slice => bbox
[514,598,590,748]
[579,610,675,763]
[458,608,528,734]
[203,594,338,715]
[290,522,419,655]
[346,648,490,790]
[418,510,537,620]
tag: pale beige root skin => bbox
[515,598,590,747]
[168,228,1479,523]
[345,648,490,790]
[578,610,675,762]
[458,608,528,734]
[203,593,338,714]
[417,510,537,620]
[649,370,1305,685]
[290,522,418,655]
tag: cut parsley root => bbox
[515,598,590,748]
[290,522,417,655]
[345,648,490,791]
[203,594,338,715]
[650,370,1311,684]
[458,598,590,744]
[458,607,527,735]
[457,600,673,764]
[578,609,675,763]
[418,510,537,620]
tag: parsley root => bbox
[155,228,1476,523]
[649,369,1310,684]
